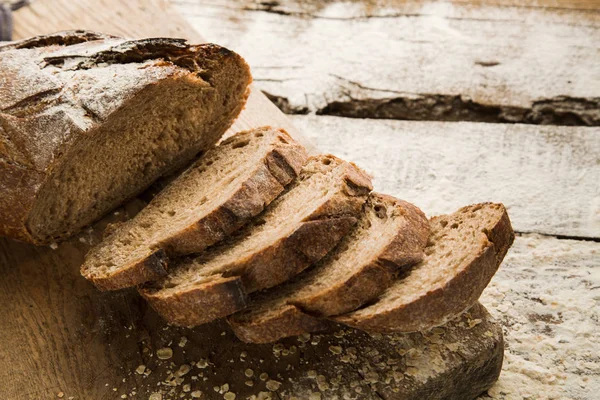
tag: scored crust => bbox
[335,203,514,333]
[81,127,308,291]
[139,155,373,327]
[228,193,431,343]
[0,31,252,245]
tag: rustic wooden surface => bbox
[292,115,600,238]
[176,0,600,125]
[1,0,598,399]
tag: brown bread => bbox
[0,30,251,244]
[140,155,373,326]
[228,193,431,343]
[81,127,307,290]
[335,203,514,333]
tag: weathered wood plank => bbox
[481,233,600,399]
[291,115,600,238]
[175,0,600,124]
[13,0,202,42]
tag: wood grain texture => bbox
[292,115,600,239]
[480,233,600,399]
[175,0,600,125]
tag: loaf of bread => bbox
[139,155,373,326]
[81,127,308,290]
[335,203,514,332]
[0,30,251,244]
[228,193,431,343]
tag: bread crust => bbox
[160,130,308,255]
[140,156,373,326]
[0,30,251,244]
[82,128,307,291]
[89,249,169,291]
[142,275,247,327]
[228,194,431,343]
[335,203,514,333]
[229,304,330,344]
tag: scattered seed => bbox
[265,380,281,391]
[245,368,254,377]
[329,346,342,354]
[136,365,146,375]
[297,333,311,343]
[468,318,482,328]
[224,392,236,400]
[179,337,188,347]
[259,373,269,381]
[156,347,173,360]
[149,394,162,400]
[365,371,379,383]
[176,364,191,377]
[191,391,203,398]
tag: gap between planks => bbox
[175,0,600,126]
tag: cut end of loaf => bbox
[0,31,252,245]
[142,155,373,327]
[80,127,307,290]
[336,202,514,333]
[228,193,431,343]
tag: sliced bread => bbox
[0,31,251,244]
[139,155,373,326]
[228,193,431,343]
[335,203,514,333]
[80,127,308,291]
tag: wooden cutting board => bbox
[0,1,503,399]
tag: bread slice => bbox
[0,31,251,244]
[139,155,373,326]
[80,127,308,291]
[335,203,514,333]
[228,193,431,343]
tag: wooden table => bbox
[1,0,599,399]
